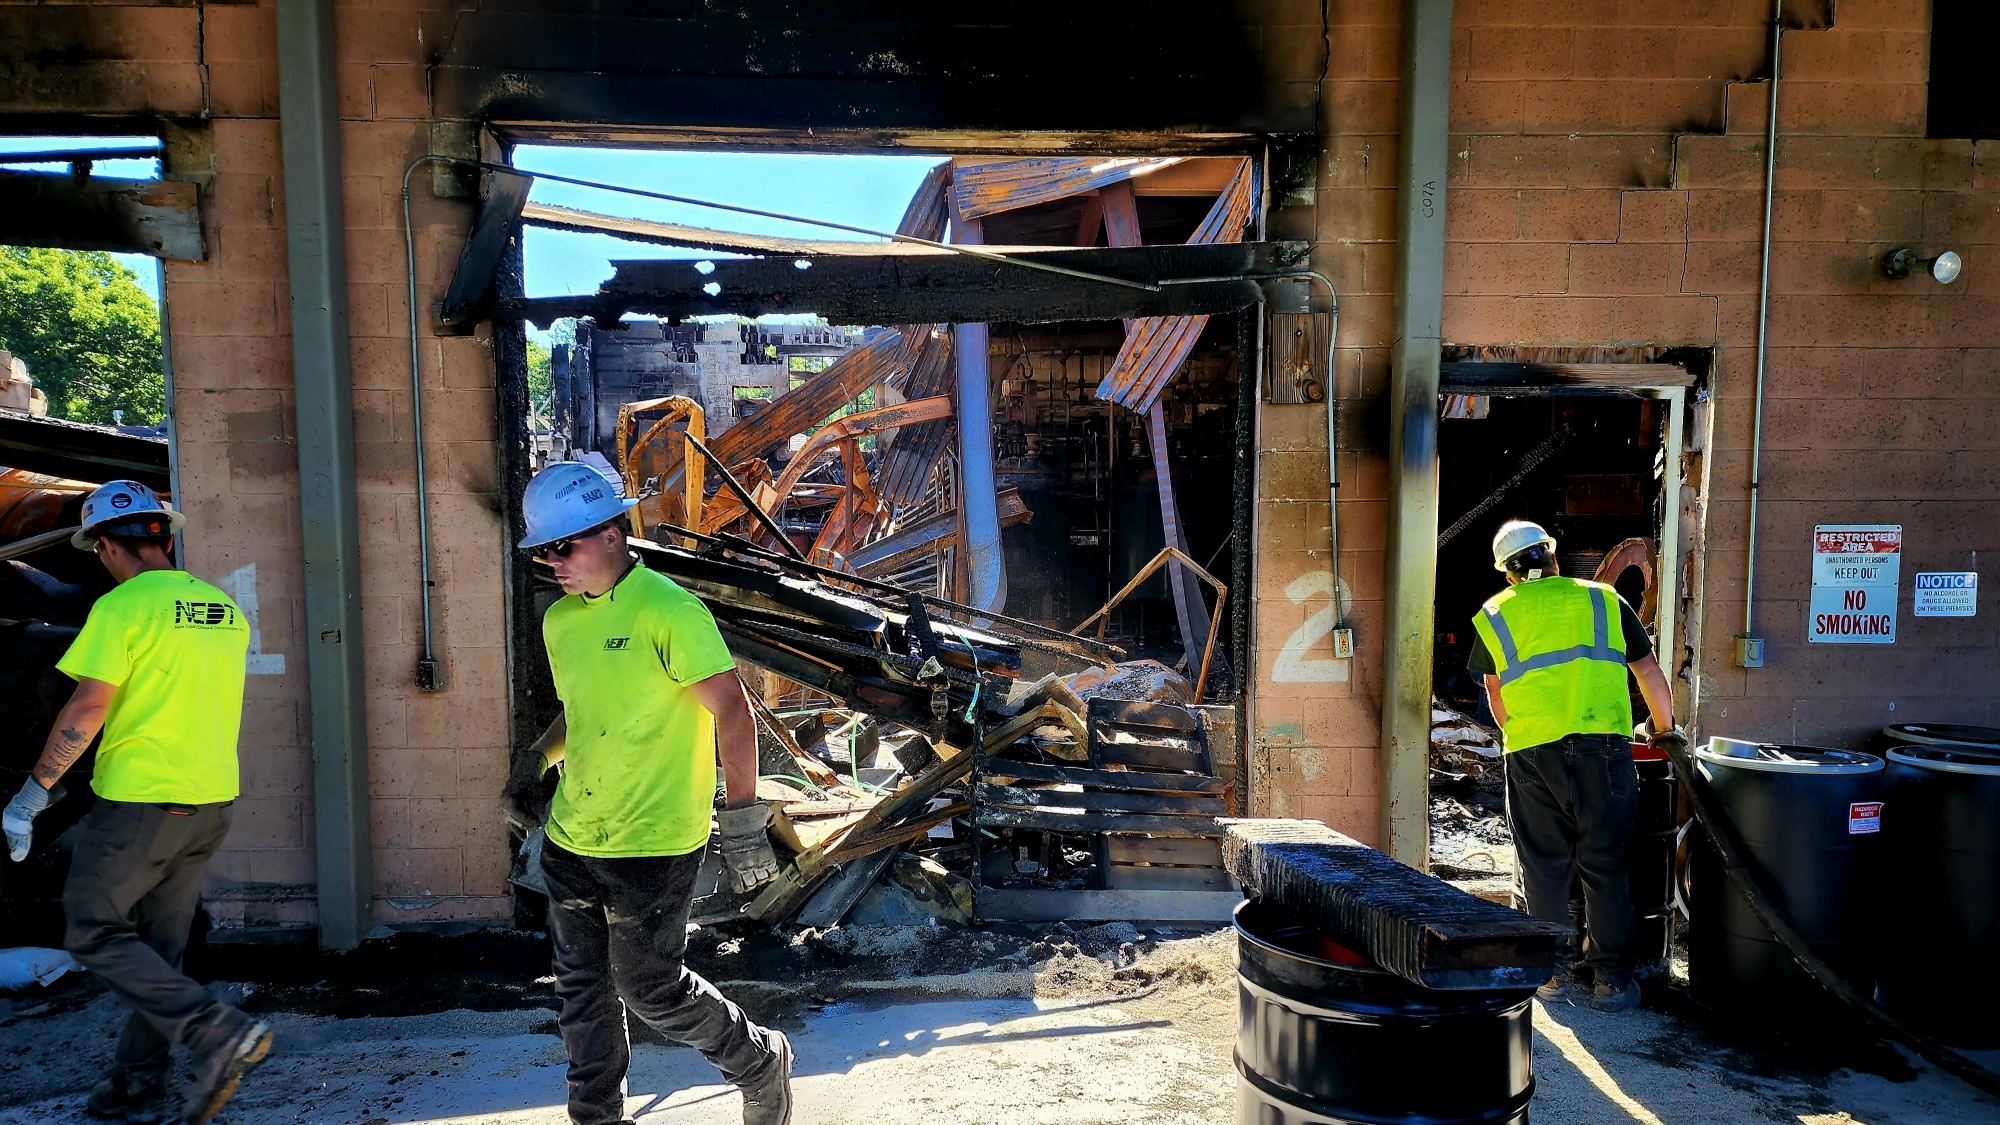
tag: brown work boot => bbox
[181,1019,272,1125]
[1590,979,1642,1013]
[85,1071,174,1124]
[1535,973,1566,1001]
[741,1029,794,1125]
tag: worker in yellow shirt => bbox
[2,482,270,1125]
[503,461,792,1125]
[1469,520,1676,1014]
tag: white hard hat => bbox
[73,480,185,549]
[1491,519,1556,571]
[518,460,636,549]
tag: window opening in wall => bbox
[0,134,179,945]
[1927,0,2000,140]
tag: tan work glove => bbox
[717,803,781,893]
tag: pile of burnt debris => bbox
[519,527,1243,930]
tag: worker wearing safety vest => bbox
[1469,520,1676,1013]
[2,481,271,1125]
[503,460,793,1125]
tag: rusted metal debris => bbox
[1095,158,1256,412]
[951,156,1183,221]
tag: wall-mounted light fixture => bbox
[1882,248,1963,284]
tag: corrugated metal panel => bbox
[952,156,1182,220]
[1095,159,1255,412]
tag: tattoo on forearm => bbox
[34,727,92,782]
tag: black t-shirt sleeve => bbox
[1466,630,1496,677]
[1618,598,1653,662]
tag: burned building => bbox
[0,1,1993,947]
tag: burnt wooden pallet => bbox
[1222,819,1568,991]
[974,698,1240,919]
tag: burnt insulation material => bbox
[1221,819,1568,991]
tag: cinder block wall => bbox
[1251,0,1998,845]
[2,0,512,929]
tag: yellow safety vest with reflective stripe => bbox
[1470,576,1634,754]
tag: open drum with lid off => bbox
[1687,738,1883,1024]
[1878,742,2000,1047]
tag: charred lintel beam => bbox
[437,169,535,332]
[1440,361,1694,396]
[0,170,202,261]
[494,241,1310,327]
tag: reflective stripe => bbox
[1489,585,1626,686]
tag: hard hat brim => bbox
[73,507,187,550]
[516,497,638,549]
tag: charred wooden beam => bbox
[495,241,1310,327]
[1439,361,1694,396]
[0,413,169,490]
[1222,818,1568,991]
[437,170,535,332]
[0,170,202,261]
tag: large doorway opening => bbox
[477,139,1270,924]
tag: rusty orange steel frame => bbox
[1071,546,1227,701]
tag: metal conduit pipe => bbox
[401,156,451,692]
[1738,0,1784,668]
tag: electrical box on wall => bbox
[1332,628,1354,660]
[1734,636,1765,668]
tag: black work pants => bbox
[62,799,251,1083]
[540,838,781,1125]
[1505,733,1639,987]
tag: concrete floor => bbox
[1,927,1995,1125]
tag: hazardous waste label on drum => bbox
[1809,525,1900,645]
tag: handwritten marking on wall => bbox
[217,564,286,675]
[1271,569,1349,684]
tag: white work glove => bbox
[4,779,58,862]
[717,803,781,893]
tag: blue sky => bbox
[513,147,945,301]
[0,135,164,300]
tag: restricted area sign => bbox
[1913,572,1977,617]
[1809,525,1900,644]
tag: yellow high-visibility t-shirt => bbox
[56,570,249,804]
[542,563,739,859]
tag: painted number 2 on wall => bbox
[1271,570,1350,684]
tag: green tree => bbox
[0,247,163,425]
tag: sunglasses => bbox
[530,524,613,560]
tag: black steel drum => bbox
[1688,738,1883,1024]
[1235,897,1535,1125]
[1879,743,2000,1046]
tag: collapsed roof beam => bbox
[492,240,1309,327]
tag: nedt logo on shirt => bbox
[174,600,238,628]
[603,637,629,650]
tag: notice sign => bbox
[1913,572,1977,617]
[1809,525,1901,644]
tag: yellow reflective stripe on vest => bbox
[1481,584,1626,686]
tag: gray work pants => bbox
[1505,733,1639,987]
[62,799,251,1083]
[541,838,782,1125]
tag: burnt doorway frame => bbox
[1423,356,1703,866]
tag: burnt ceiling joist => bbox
[0,170,203,261]
[490,241,1311,328]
